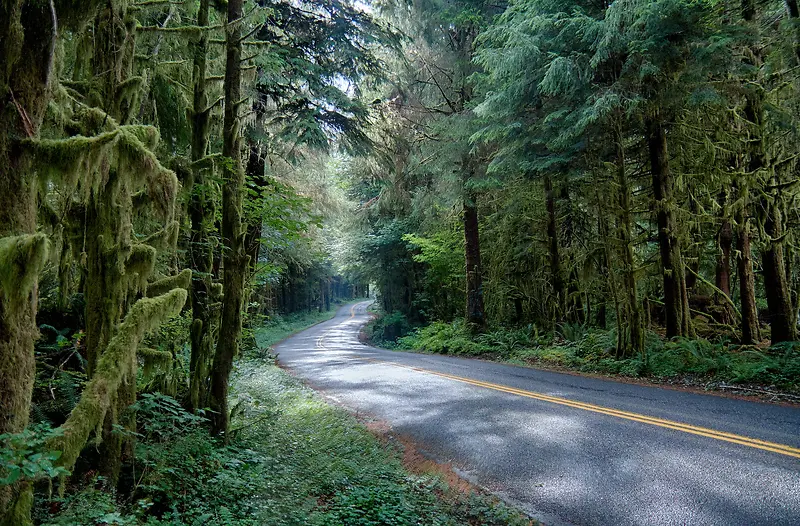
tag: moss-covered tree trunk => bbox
[761,191,795,342]
[736,0,762,345]
[188,0,214,413]
[544,173,564,322]
[84,1,141,485]
[736,198,760,344]
[0,0,56,520]
[210,0,246,438]
[614,131,643,356]
[716,218,734,323]
[647,115,689,338]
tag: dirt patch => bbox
[362,418,476,495]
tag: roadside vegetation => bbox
[366,314,800,394]
[24,310,533,525]
[350,0,800,400]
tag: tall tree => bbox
[188,0,216,413]
[210,0,247,438]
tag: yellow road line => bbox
[315,305,357,350]
[351,356,800,459]
[314,321,799,459]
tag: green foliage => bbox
[398,321,494,356]
[38,364,532,525]
[394,322,800,390]
[0,424,70,486]
[367,311,413,346]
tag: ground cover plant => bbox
[18,310,533,525]
[367,315,800,394]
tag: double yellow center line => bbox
[321,309,800,459]
[370,359,800,459]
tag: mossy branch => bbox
[146,269,192,297]
[136,23,223,33]
[27,131,119,192]
[138,347,173,380]
[125,244,157,293]
[140,221,179,250]
[47,289,188,473]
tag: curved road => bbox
[275,301,800,526]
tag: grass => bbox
[252,304,348,350]
[367,316,800,394]
[38,304,534,525]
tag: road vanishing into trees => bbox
[275,301,800,526]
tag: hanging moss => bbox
[137,347,173,380]
[125,244,157,294]
[27,132,118,195]
[117,127,179,216]
[141,221,179,250]
[146,269,192,298]
[46,289,188,474]
[0,234,49,312]
[27,124,177,218]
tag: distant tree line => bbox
[353,0,800,355]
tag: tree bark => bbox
[464,184,486,331]
[614,131,644,355]
[647,115,689,338]
[762,195,795,342]
[0,0,57,521]
[715,216,734,324]
[544,174,564,321]
[734,3,766,344]
[741,80,792,342]
[210,0,246,439]
[188,0,213,413]
[737,211,760,344]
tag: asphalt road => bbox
[274,301,800,526]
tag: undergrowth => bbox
[371,317,800,391]
[31,304,533,525]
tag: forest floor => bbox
[38,304,532,525]
[365,314,800,405]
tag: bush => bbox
[367,311,413,346]
[399,321,493,356]
[38,364,534,526]
[390,320,800,391]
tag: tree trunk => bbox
[90,1,140,484]
[544,174,564,321]
[736,201,760,344]
[762,195,795,342]
[188,0,213,413]
[245,140,265,276]
[615,131,644,355]
[463,184,486,331]
[647,116,688,338]
[0,0,56,521]
[715,216,734,324]
[210,0,246,439]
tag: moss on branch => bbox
[146,269,192,298]
[47,289,188,474]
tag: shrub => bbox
[368,311,413,345]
